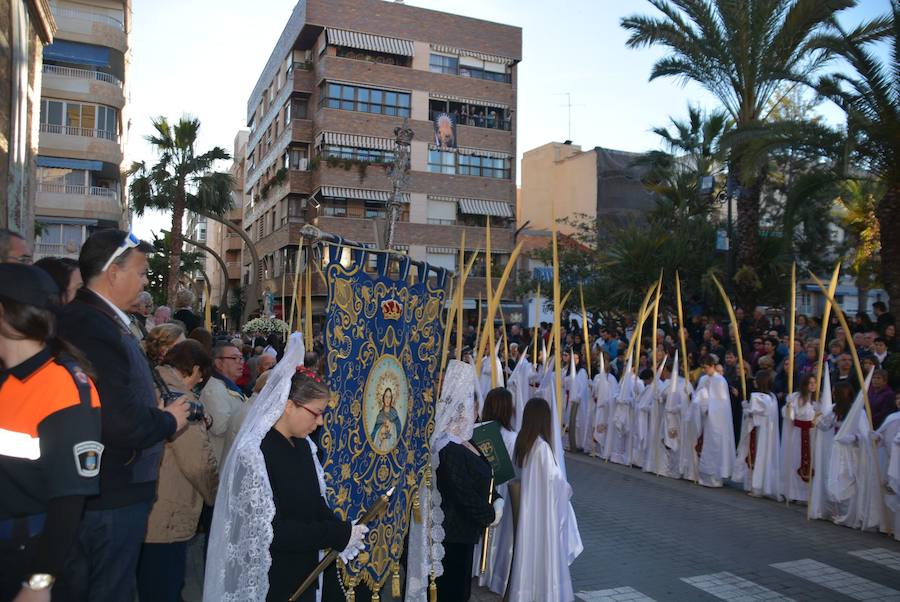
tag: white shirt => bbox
[91,287,131,329]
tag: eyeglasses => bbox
[217,355,244,362]
[101,231,142,273]
[298,404,324,418]
[11,254,33,265]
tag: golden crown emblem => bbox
[381,299,402,320]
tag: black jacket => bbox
[436,441,496,545]
[57,288,176,509]
[173,308,201,333]
[262,429,350,602]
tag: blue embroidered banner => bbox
[320,241,450,591]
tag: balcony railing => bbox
[36,242,80,256]
[43,64,123,89]
[38,181,119,199]
[40,122,119,142]
[51,4,124,30]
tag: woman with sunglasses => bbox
[204,335,367,602]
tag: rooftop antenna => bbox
[554,92,583,142]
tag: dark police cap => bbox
[0,263,59,308]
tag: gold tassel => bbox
[372,592,380,602]
[429,574,437,602]
[392,567,401,598]
[412,492,421,523]
[345,585,355,602]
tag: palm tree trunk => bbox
[168,187,186,307]
[184,237,230,318]
[876,183,900,303]
[857,286,869,316]
[198,210,260,322]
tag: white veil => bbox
[406,359,475,601]
[203,332,306,602]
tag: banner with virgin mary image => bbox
[319,240,451,593]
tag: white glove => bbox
[489,498,505,527]
[339,524,369,563]
[741,400,750,411]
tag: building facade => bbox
[1,0,55,241]
[241,0,521,317]
[199,130,249,325]
[33,0,130,260]
[519,141,656,236]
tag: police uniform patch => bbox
[73,441,103,477]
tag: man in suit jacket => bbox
[57,230,190,602]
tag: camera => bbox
[161,389,206,423]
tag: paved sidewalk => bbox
[565,451,900,601]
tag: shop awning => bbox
[327,28,414,57]
[430,93,508,110]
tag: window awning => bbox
[36,216,98,226]
[429,146,511,160]
[427,247,457,254]
[458,198,514,218]
[315,131,395,151]
[430,93,508,110]
[457,147,511,160]
[319,186,410,204]
[327,28,414,57]
[44,40,110,67]
[36,156,103,171]
[430,43,516,66]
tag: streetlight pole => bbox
[383,118,414,250]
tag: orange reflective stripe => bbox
[0,360,99,437]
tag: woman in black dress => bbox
[262,367,368,602]
[431,360,503,602]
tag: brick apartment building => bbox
[240,0,521,318]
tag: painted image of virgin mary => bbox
[371,387,403,452]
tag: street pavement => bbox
[184,450,900,601]
[564,452,900,601]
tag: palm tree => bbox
[129,116,232,306]
[636,105,730,225]
[811,2,899,301]
[834,178,885,311]
[621,0,854,301]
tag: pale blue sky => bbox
[128,0,891,238]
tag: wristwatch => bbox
[24,573,55,591]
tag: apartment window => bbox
[284,145,309,170]
[426,199,456,225]
[290,96,308,120]
[365,201,386,219]
[39,167,87,189]
[323,198,348,217]
[40,99,117,137]
[426,252,457,272]
[321,82,410,117]
[459,154,510,179]
[429,98,511,131]
[322,145,394,164]
[428,149,455,174]
[429,54,458,75]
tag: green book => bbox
[471,421,515,485]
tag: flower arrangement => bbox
[241,317,289,336]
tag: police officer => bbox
[0,264,102,602]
